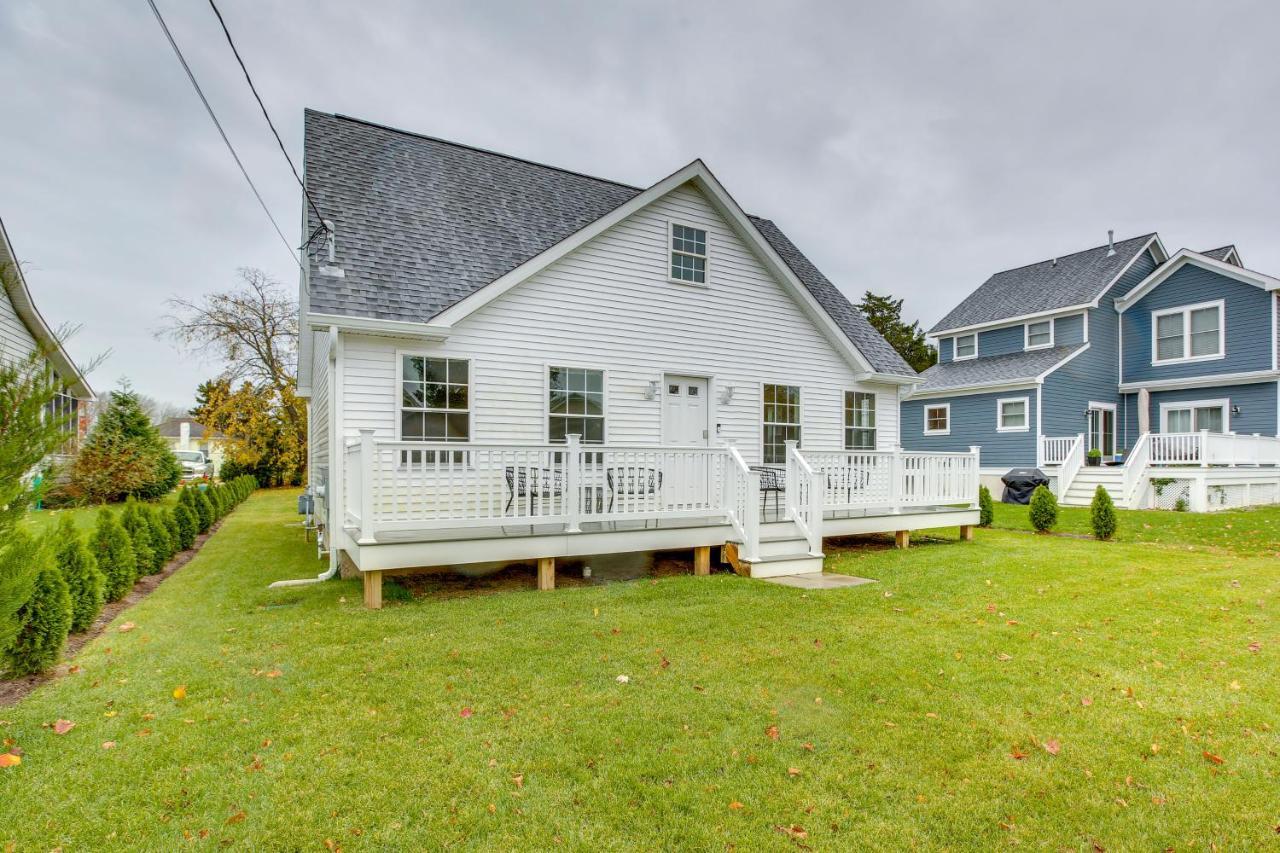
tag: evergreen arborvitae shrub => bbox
[53,516,104,633]
[68,389,181,503]
[193,489,214,533]
[3,547,72,677]
[1090,485,1117,541]
[1028,485,1059,533]
[172,504,197,551]
[978,485,994,527]
[120,500,157,575]
[93,509,137,602]
[162,509,182,556]
[0,531,42,656]
[145,506,174,569]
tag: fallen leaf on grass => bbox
[1229,681,1242,691]
[765,724,779,741]
[787,767,801,777]
[1248,641,1262,653]
[1081,697,1093,707]
[0,753,20,768]
[728,801,744,810]
[996,653,1013,662]
[226,810,246,825]
[1043,739,1061,756]
[459,707,474,718]
[511,773,524,789]
[615,674,630,684]
[117,622,136,632]
[774,824,808,840]
[263,670,283,679]
[1150,743,1160,754]
[801,742,814,751]
[1009,747,1027,760]
[101,741,116,750]
[173,685,187,700]
[1203,751,1225,765]
[53,719,75,735]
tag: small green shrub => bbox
[3,548,72,677]
[92,509,137,602]
[172,504,197,550]
[193,489,214,533]
[1174,497,1189,512]
[978,485,994,527]
[53,516,104,632]
[162,509,182,556]
[1029,485,1058,533]
[120,500,157,575]
[1090,485,1117,541]
[145,506,174,569]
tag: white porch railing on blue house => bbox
[341,432,981,559]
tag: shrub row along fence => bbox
[1,476,259,679]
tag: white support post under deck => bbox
[565,433,582,533]
[358,429,375,544]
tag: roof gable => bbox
[1200,245,1241,266]
[1114,249,1280,312]
[930,234,1162,334]
[303,111,914,378]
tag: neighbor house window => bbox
[1025,320,1053,350]
[762,384,801,463]
[924,403,950,435]
[44,391,80,442]
[1162,400,1227,434]
[548,367,605,443]
[1152,302,1223,364]
[997,397,1029,432]
[953,334,976,360]
[669,223,707,283]
[844,391,876,450]
[400,355,469,464]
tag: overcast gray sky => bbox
[4,1,1278,404]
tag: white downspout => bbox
[270,325,342,589]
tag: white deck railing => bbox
[1120,432,1152,508]
[1053,434,1086,499]
[1148,431,1280,467]
[1039,435,1077,467]
[341,434,981,556]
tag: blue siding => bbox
[939,337,953,362]
[1124,383,1278,438]
[976,324,1025,358]
[901,389,1038,468]
[1121,264,1273,383]
[1053,313,1085,346]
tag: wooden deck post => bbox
[959,524,975,541]
[537,557,556,591]
[894,529,910,549]
[362,570,383,609]
[693,545,711,576]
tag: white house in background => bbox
[156,418,227,473]
[296,111,980,607]
[0,216,95,453]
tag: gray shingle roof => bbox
[912,344,1085,393]
[930,234,1157,334]
[303,111,914,377]
[1200,245,1238,264]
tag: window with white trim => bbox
[996,397,1029,432]
[1025,320,1052,350]
[762,384,800,464]
[548,367,605,443]
[924,403,950,435]
[669,223,707,284]
[1152,302,1223,364]
[953,333,976,360]
[1162,401,1226,434]
[844,391,876,450]
[400,355,470,464]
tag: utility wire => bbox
[145,0,303,269]
[205,0,326,233]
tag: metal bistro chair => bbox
[749,466,785,519]
[826,465,871,509]
[605,467,663,526]
[503,466,564,514]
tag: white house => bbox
[1,216,95,453]
[295,112,979,606]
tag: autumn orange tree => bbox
[160,268,305,486]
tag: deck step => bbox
[744,551,826,579]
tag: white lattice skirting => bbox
[1142,473,1280,512]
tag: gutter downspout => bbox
[270,325,341,589]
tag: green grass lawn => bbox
[1,491,1277,848]
[23,492,180,537]
[990,499,1280,555]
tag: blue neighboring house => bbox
[901,233,1280,509]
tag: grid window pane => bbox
[926,406,948,432]
[844,391,876,449]
[671,224,708,284]
[763,384,801,463]
[955,335,976,357]
[401,355,470,444]
[549,367,604,444]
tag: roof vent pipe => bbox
[1106,229,1116,257]
[323,219,335,262]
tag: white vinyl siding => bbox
[0,280,40,366]
[334,183,898,462]
[309,329,331,475]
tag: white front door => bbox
[662,375,709,446]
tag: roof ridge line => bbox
[983,232,1156,278]
[320,110,646,193]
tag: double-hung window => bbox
[400,355,470,463]
[924,403,950,435]
[548,367,605,443]
[844,391,876,450]
[1025,320,1053,350]
[1152,302,1223,364]
[953,333,977,360]
[763,384,801,463]
[669,223,707,284]
[997,396,1029,432]
[1162,401,1226,434]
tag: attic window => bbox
[953,333,977,360]
[1025,320,1053,350]
[669,223,707,284]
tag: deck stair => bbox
[1062,466,1125,507]
[730,519,824,578]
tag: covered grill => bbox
[1001,468,1049,504]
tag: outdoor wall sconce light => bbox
[1231,405,1241,416]
[645,380,660,400]
[719,385,735,405]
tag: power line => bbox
[144,0,302,269]
[205,0,326,232]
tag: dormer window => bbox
[669,223,707,284]
[953,333,977,360]
[1025,320,1053,350]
